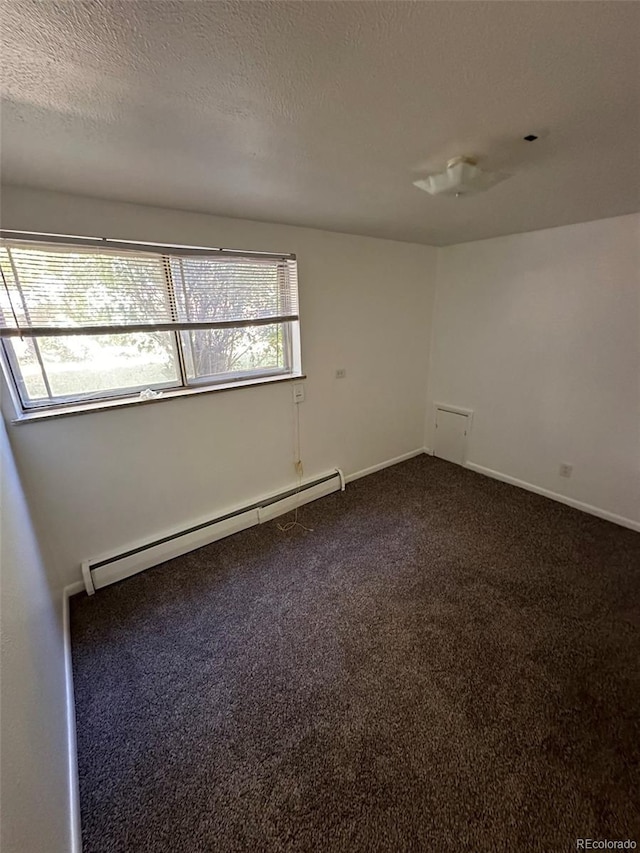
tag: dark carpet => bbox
[70,456,640,853]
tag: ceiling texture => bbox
[1,0,639,245]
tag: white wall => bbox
[0,416,73,853]
[1,192,635,853]
[427,213,640,528]
[0,186,437,588]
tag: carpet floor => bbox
[70,456,640,853]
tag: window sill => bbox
[11,373,306,424]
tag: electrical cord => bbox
[277,399,314,533]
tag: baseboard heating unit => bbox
[81,468,345,595]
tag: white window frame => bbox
[0,232,303,421]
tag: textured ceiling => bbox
[1,0,639,245]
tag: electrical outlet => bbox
[559,463,573,478]
[292,383,305,403]
[335,368,347,379]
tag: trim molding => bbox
[345,448,428,484]
[63,582,84,853]
[466,461,640,533]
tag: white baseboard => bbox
[345,448,428,484]
[466,461,640,533]
[62,583,83,853]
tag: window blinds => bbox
[0,235,299,338]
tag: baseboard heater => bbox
[81,468,345,595]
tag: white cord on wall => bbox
[277,398,314,533]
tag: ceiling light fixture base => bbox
[413,155,509,197]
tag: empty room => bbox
[1,1,639,852]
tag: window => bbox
[0,232,301,414]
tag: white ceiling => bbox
[1,1,639,246]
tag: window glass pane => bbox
[182,323,288,381]
[1,237,301,411]
[3,338,49,401]
[7,332,180,405]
